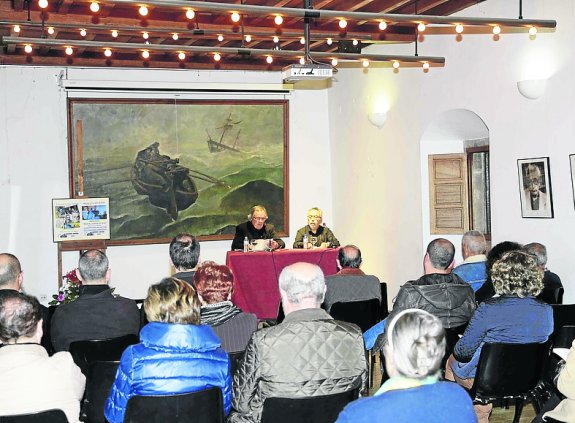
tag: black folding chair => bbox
[551,304,575,336]
[260,388,359,423]
[468,342,551,423]
[0,409,68,423]
[553,325,575,349]
[124,388,225,423]
[540,287,564,305]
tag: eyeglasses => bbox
[307,215,321,219]
[252,217,267,221]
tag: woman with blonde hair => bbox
[336,309,476,422]
[105,278,231,423]
[446,250,553,423]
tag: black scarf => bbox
[200,301,242,326]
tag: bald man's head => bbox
[0,254,23,290]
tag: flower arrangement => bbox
[49,269,82,306]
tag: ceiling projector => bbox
[282,64,334,82]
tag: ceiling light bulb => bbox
[393,61,400,69]
[13,25,21,33]
[274,15,283,25]
[273,36,279,43]
[80,29,87,37]
[217,34,224,42]
[379,21,387,31]
[47,26,55,35]
[298,57,305,65]
[326,38,332,45]
[111,30,118,37]
[90,2,99,12]
[266,56,273,64]
[245,35,251,42]
[339,19,347,29]
[139,5,148,16]
[362,59,369,68]
[529,26,537,36]
[214,53,221,62]
[172,33,179,40]
[65,46,73,55]
[142,32,149,40]
[186,9,195,20]
[492,25,501,35]
[331,58,338,66]
[300,37,305,44]
[104,48,112,57]
[231,12,240,23]
[423,62,430,70]
[178,52,186,60]
[142,50,149,59]
[24,44,33,54]
[418,23,426,32]
[352,39,358,46]
[455,24,464,34]
[38,0,48,9]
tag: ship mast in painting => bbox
[206,113,242,153]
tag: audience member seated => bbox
[170,233,201,285]
[193,261,257,353]
[336,309,476,423]
[231,205,285,251]
[446,250,553,423]
[474,241,522,304]
[51,250,140,352]
[105,277,231,423]
[323,245,381,313]
[525,242,564,303]
[365,238,476,351]
[0,291,85,422]
[293,207,340,249]
[453,230,488,292]
[0,253,52,353]
[228,262,367,423]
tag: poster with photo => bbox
[517,157,553,218]
[53,198,110,242]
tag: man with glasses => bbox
[231,205,285,251]
[293,207,340,249]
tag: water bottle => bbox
[303,234,309,249]
[243,236,249,252]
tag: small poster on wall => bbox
[52,198,110,242]
[517,157,554,218]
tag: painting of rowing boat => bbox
[67,99,289,245]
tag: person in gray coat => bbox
[228,262,367,423]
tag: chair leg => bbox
[513,398,524,423]
[369,354,375,388]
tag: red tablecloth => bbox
[227,248,339,320]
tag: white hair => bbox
[278,262,325,305]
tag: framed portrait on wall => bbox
[570,154,575,209]
[68,99,289,246]
[517,157,553,218]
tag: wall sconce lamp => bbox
[517,79,547,100]
[368,112,388,129]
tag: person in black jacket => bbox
[231,205,285,251]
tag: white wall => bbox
[0,66,333,301]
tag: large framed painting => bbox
[68,99,289,245]
[517,157,553,218]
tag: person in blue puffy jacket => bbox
[104,277,232,423]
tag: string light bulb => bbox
[217,34,224,42]
[142,50,149,59]
[300,37,305,44]
[331,58,338,66]
[362,59,369,68]
[274,15,283,25]
[266,55,273,64]
[38,0,48,9]
[299,57,305,65]
[142,32,149,40]
[104,48,112,57]
[138,5,148,16]
[178,52,186,60]
[80,29,87,37]
[379,21,387,31]
[24,44,32,54]
[47,27,55,35]
[352,39,358,46]
[245,35,252,42]
[529,26,537,35]
[326,38,333,45]
[214,53,221,62]
[65,46,73,55]
[90,2,99,12]
[13,25,21,33]
[393,61,400,69]
[492,25,501,35]
[185,9,195,20]
[172,33,179,40]
[455,24,464,34]
[273,36,279,43]
[231,12,240,23]
[423,62,430,70]
[338,19,347,29]
[111,30,118,37]
[418,23,426,32]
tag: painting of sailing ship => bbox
[68,99,288,245]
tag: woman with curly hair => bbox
[446,250,553,423]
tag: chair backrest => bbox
[229,351,244,376]
[0,409,68,423]
[124,387,225,423]
[540,287,564,305]
[84,361,122,423]
[260,388,359,423]
[330,299,380,332]
[554,325,575,349]
[442,325,466,369]
[552,304,575,335]
[470,342,550,400]
[69,333,139,368]
[379,282,389,320]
